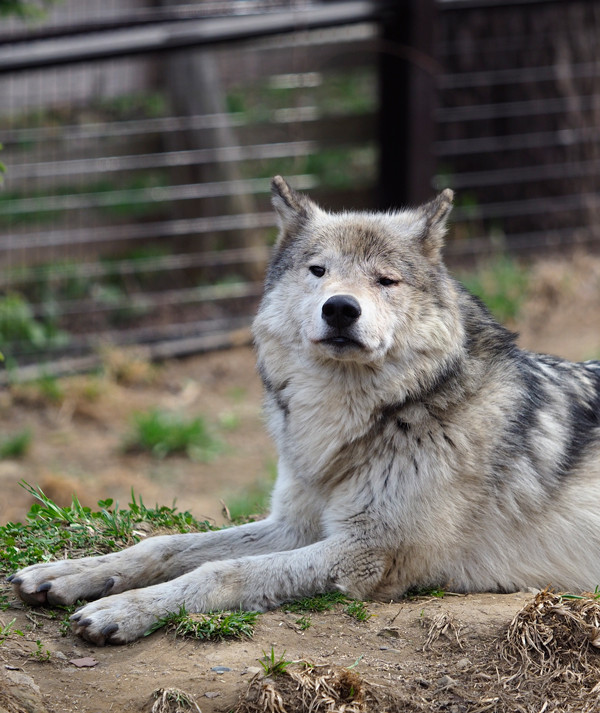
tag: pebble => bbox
[456,657,471,670]
[436,675,457,689]
[204,692,220,699]
[377,628,401,639]
[210,666,231,674]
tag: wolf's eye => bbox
[378,277,399,287]
[309,266,326,278]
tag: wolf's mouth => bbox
[320,336,364,349]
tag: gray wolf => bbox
[9,176,600,645]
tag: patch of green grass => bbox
[146,605,258,641]
[295,615,312,631]
[284,591,370,620]
[260,647,292,676]
[285,591,349,614]
[344,599,371,621]
[406,587,446,599]
[0,482,217,575]
[460,256,530,324]
[35,373,65,403]
[125,409,222,461]
[0,429,31,459]
[0,618,23,645]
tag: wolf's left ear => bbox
[271,175,317,233]
[419,188,454,260]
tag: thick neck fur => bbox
[255,279,514,481]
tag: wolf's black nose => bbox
[322,295,361,329]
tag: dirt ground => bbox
[0,252,599,713]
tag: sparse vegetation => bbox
[285,591,350,614]
[259,647,293,677]
[0,293,69,355]
[460,255,530,324]
[295,615,312,631]
[124,409,222,461]
[0,483,216,575]
[344,599,371,622]
[147,605,258,641]
[0,429,31,459]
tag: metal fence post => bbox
[378,0,438,210]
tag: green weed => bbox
[295,615,312,631]
[260,647,292,676]
[406,587,446,599]
[0,482,217,575]
[125,409,222,461]
[0,618,23,645]
[146,605,258,641]
[31,639,51,661]
[344,599,371,621]
[285,591,349,613]
[0,429,31,459]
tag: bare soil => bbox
[0,253,599,713]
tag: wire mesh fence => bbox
[0,0,599,379]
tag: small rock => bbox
[245,666,262,676]
[436,675,457,689]
[53,651,68,661]
[377,627,401,639]
[456,657,471,670]
[210,666,231,674]
[69,657,98,668]
[204,691,220,699]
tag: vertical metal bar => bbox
[378,0,438,209]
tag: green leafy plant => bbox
[31,638,51,661]
[146,605,258,641]
[344,599,371,622]
[259,647,292,676]
[0,618,23,645]
[125,409,222,461]
[295,615,312,631]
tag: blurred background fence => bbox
[0,0,599,378]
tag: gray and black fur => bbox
[9,176,600,644]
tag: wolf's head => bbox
[255,176,463,369]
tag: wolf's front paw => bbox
[70,591,161,645]
[9,557,119,607]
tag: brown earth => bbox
[0,253,599,713]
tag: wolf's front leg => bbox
[9,517,307,607]
[70,537,385,645]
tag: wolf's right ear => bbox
[271,176,316,232]
[419,188,454,260]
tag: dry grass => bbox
[496,589,600,712]
[233,663,407,713]
[150,688,202,713]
